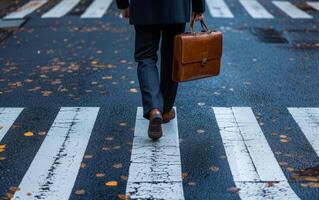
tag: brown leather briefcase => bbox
[172,19,223,82]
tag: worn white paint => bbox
[0,108,23,142]
[206,0,234,18]
[307,2,319,11]
[213,107,300,200]
[126,107,184,199]
[4,0,48,19]
[239,0,274,18]
[13,107,100,200]
[81,0,113,18]
[273,1,313,19]
[288,108,319,157]
[42,0,81,18]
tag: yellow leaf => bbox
[105,181,118,187]
[24,131,34,137]
[0,144,6,149]
[0,148,5,153]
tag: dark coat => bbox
[115,0,205,25]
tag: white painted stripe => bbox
[206,0,234,18]
[41,0,81,18]
[4,0,48,19]
[307,1,319,11]
[273,1,313,19]
[288,108,319,157]
[81,0,112,18]
[126,107,184,199]
[0,108,23,142]
[213,107,300,200]
[239,0,274,19]
[13,107,100,200]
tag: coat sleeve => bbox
[115,0,129,9]
[192,0,205,13]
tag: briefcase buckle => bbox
[202,57,208,66]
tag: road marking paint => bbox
[307,2,319,11]
[12,107,99,200]
[41,0,81,18]
[239,0,274,18]
[288,108,319,156]
[81,0,112,18]
[0,108,23,142]
[273,1,313,19]
[4,0,48,19]
[213,107,300,200]
[206,0,234,18]
[126,107,184,199]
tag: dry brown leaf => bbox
[75,189,85,195]
[182,173,188,179]
[24,131,34,137]
[120,175,128,180]
[9,186,20,192]
[105,181,118,187]
[113,163,123,169]
[96,173,106,178]
[0,157,6,161]
[80,163,87,169]
[118,194,130,199]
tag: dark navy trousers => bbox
[134,23,186,120]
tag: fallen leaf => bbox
[80,163,87,169]
[188,181,196,186]
[196,129,205,134]
[105,181,118,187]
[38,131,46,136]
[0,157,6,161]
[209,165,220,172]
[84,154,93,159]
[280,135,288,139]
[113,163,123,169]
[75,189,85,195]
[182,173,188,179]
[96,173,106,178]
[118,194,130,199]
[227,187,241,193]
[280,139,289,143]
[24,131,34,137]
[121,175,128,180]
[9,186,20,192]
[129,88,138,93]
[0,144,6,149]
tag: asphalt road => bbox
[0,0,319,199]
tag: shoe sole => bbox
[148,116,162,140]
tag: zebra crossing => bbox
[1,0,318,20]
[0,106,319,199]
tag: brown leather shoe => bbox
[147,108,163,140]
[162,108,175,124]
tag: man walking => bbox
[115,0,205,140]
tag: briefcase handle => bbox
[190,18,210,34]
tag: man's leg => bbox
[160,23,186,113]
[134,25,164,119]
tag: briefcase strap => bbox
[190,18,210,34]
